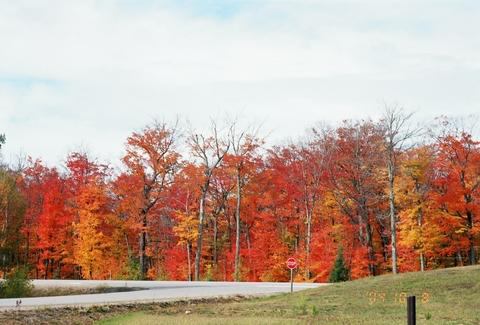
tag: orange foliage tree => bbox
[120,121,181,279]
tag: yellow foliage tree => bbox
[173,211,198,281]
[396,146,440,271]
[74,184,121,279]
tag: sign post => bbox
[286,257,297,293]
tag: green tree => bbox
[0,266,33,298]
[0,169,26,275]
[329,246,350,282]
[0,134,5,161]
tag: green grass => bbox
[96,265,480,324]
[97,312,296,325]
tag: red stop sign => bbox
[286,257,297,269]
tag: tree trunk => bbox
[388,159,398,274]
[234,170,242,282]
[227,210,232,251]
[246,225,255,280]
[186,242,192,281]
[213,214,218,265]
[295,224,300,253]
[25,231,30,267]
[466,211,476,265]
[35,262,39,279]
[359,199,376,276]
[420,252,425,272]
[194,191,207,281]
[305,201,312,280]
[365,221,376,276]
[456,251,463,266]
[139,211,148,279]
[469,240,476,266]
[44,259,48,279]
[417,206,425,272]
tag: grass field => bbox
[98,265,480,325]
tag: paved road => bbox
[0,280,325,310]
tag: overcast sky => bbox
[1,0,479,166]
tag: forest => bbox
[0,108,479,282]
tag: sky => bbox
[1,0,480,166]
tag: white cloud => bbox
[0,0,479,165]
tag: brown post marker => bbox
[407,296,416,325]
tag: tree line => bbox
[0,107,479,281]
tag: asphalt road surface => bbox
[0,280,324,310]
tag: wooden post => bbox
[407,296,416,325]
[290,268,293,293]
